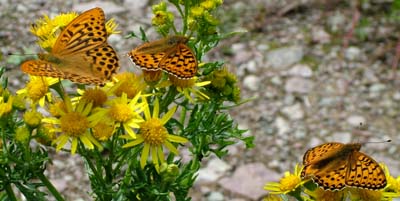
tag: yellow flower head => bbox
[92,120,115,141]
[15,126,31,143]
[168,76,211,103]
[90,92,146,139]
[264,164,305,195]
[113,72,147,99]
[35,124,56,146]
[80,88,108,108]
[17,76,59,106]
[0,95,13,117]
[23,110,43,128]
[190,6,205,18]
[122,98,188,172]
[43,96,101,154]
[143,70,163,83]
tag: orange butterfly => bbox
[128,35,197,79]
[21,7,119,85]
[301,142,387,191]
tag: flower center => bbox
[81,88,107,107]
[27,79,48,101]
[279,174,301,192]
[109,103,132,122]
[140,118,168,145]
[60,112,89,137]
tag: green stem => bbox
[37,172,65,201]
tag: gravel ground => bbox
[1,0,400,200]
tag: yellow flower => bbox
[15,126,30,143]
[77,87,109,108]
[305,188,346,201]
[264,164,305,194]
[122,98,188,172]
[165,76,210,103]
[90,92,146,139]
[35,124,56,146]
[113,72,147,99]
[17,76,59,106]
[190,6,205,18]
[142,70,163,83]
[201,0,216,10]
[23,110,43,128]
[43,96,101,154]
[0,95,13,117]
[92,120,115,141]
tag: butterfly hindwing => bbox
[128,35,197,79]
[346,151,387,190]
[84,43,120,80]
[159,44,197,79]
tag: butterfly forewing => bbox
[303,143,344,165]
[53,7,107,56]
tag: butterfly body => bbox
[301,142,386,191]
[21,7,119,85]
[128,35,197,79]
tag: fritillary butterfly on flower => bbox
[301,142,387,191]
[21,7,119,85]
[128,35,197,79]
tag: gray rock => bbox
[369,83,386,93]
[196,158,231,184]
[266,46,304,69]
[207,192,224,201]
[275,116,290,135]
[243,75,260,91]
[73,1,125,14]
[329,132,352,143]
[346,115,366,127]
[282,103,304,120]
[344,47,361,61]
[285,77,314,93]
[312,27,331,44]
[288,64,313,77]
[219,163,278,200]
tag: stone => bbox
[275,116,290,135]
[196,158,231,184]
[288,64,313,77]
[346,115,366,127]
[243,75,260,91]
[266,46,304,69]
[284,77,314,93]
[344,46,361,61]
[73,1,125,14]
[219,163,278,200]
[282,103,304,120]
[207,192,224,201]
